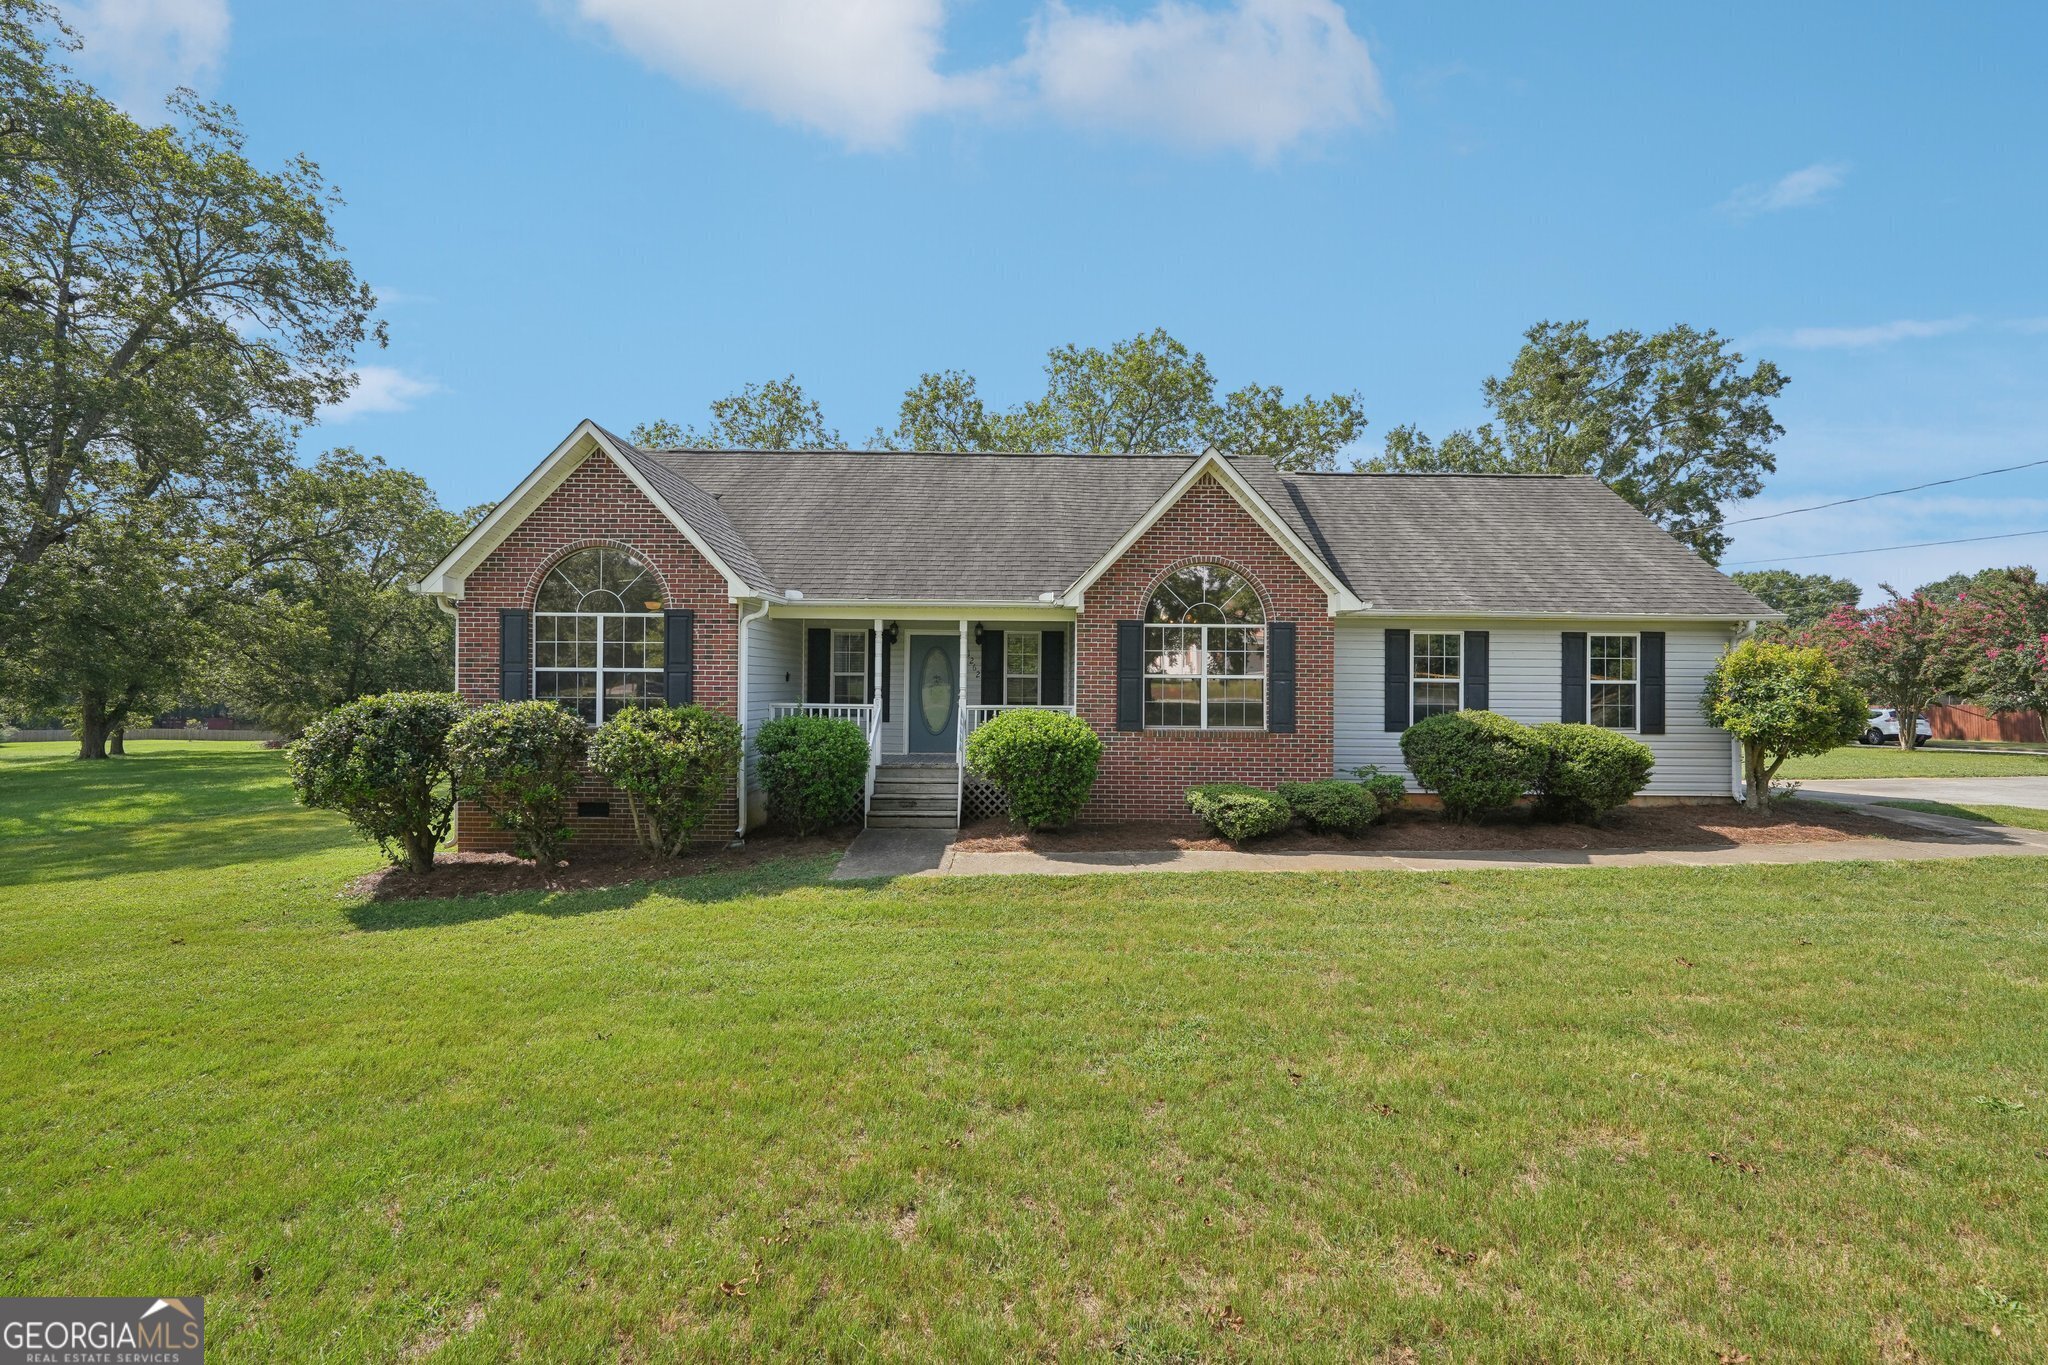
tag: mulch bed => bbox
[346,831,852,902]
[953,802,1922,855]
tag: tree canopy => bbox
[634,330,1368,472]
[0,0,378,614]
[1365,321,1788,560]
[1729,570,1862,631]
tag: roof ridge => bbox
[649,447,1207,460]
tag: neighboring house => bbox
[417,420,1773,848]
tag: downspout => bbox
[734,598,772,843]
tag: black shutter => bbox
[665,609,695,705]
[981,629,1004,706]
[1268,622,1297,733]
[865,629,878,710]
[1116,621,1144,731]
[880,631,892,722]
[1040,630,1066,706]
[499,610,530,701]
[805,628,830,704]
[1383,628,1410,732]
[1561,632,1587,723]
[1463,630,1490,712]
[1639,631,1666,734]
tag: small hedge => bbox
[1352,764,1408,817]
[448,700,588,865]
[1186,783,1294,843]
[1532,722,1655,823]
[965,709,1102,829]
[589,705,742,855]
[1399,709,1546,822]
[288,691,462,874]
[755,714,867,834]
[1277,779,1381,835]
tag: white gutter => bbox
[733,598,773,842]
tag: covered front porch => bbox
[743,606,1080,829]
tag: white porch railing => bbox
[962,703,1078,738]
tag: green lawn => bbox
[3,741,2047,1361]
[1782,743,2048,779]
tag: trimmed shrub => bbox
[1186,783,1294,843]
[1352,764,1408,816]
[1398,709,1545,822]
[965,709,1103,829]
[1532,723,1655,823]
[755,714,868,834]
[1277,779,1381,835]
[288,691,462,874]
[589,705,743,856]
[448,700,588,865]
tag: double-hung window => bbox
[1589,634,1638,729]
[1005,633,1041,706]
[1143,564,1266,729]
[1412,632,1462,720]
[830,630,869,705]
[533,547,665,725]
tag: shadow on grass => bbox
[342,853,849,932]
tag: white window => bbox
[1589,634,1638,729]
[830,630,869,706]
[1143,564,1266,729]
[1005,633,1041,706]
[1412,632,1462,721]
[533,547,665,725]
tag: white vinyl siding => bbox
[744,614,803,826]
[1333,619,1739,797]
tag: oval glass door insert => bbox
[921,650,954,733]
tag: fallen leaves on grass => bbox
[1210,1303,1246,1333]
[1708,1152,1763,1176]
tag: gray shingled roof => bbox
[619,439,1770,618]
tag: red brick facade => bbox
[452,453,738,850]
[1076,474,1336,820]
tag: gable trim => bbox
[1057,449,1364,613]
[414,420,754,602]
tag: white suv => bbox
[1861,707,1932,747]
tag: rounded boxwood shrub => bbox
[1398,710,1545,822]
[1186,782,1294,843]
[448,700,588,866]
[964,709,1103,830]
[288,691,462,874]
[1532,722,1655,823]
[589,705,743,856]
[1277,779,1381,836]
[755,714,868,834]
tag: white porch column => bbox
[873,617,885,745]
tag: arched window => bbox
[532,547,665,724]
[1143,564,1266,728]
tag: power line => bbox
[1724,455,2048,525]
[1724,527,2048,567]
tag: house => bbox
[416,420,1772,847]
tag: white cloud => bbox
[63,0,230,109]
[573,0,992,149]
[321,366,441,422]
[568,0,1383,156]
[1012,0,1385,158]
[1770,317,1974,349]
[1719,161,1847,219]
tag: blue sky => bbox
[60,0,2048,599]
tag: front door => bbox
[909,635,958,753]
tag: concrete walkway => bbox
[932,803,2048,877]
[1796,775,2048,810]
[830,828,953,880]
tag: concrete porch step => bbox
[867,813,960,830]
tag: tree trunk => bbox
[400,830,435,876]
[1897,709,1918,750]
[1745,742,1771,811]
[75,692,110,760]
[109,728,126,756]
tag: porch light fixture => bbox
[973,624,985,644]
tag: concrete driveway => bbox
[1795,776,2048,810]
